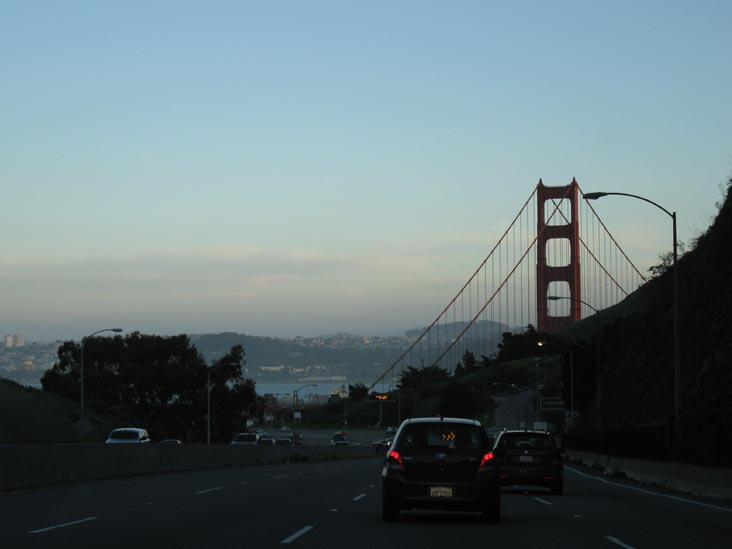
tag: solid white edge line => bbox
[352,493,367,501]
[29,516,98,534]
[565,466,732,513]
[281,525,314,544]
[606,535,637,549]
[533,497,552,505]
[195,486,224,494]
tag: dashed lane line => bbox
[533,497,552,506]
[195,487,224,495]
[29,517,98,534]
[606,535,636,549]
[274,475,289,479]
[352,493,367,501]
[281,525,314,544]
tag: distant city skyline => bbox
[2,2,730,343]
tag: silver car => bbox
[105,428,151,444]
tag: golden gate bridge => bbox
[369,178,645,391]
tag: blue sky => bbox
[2,1,730,341]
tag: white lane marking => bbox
[329,508,339,512]
[352,493,367,501]
[195,486,224,494]
[313,468,325,472]
[241,481,248,485]
[566,466,732,513]
[606,535,636,549]
[533,497,552,505]
[573,514,583,518]
[281,525,314,544]
[369,484,375,488]
[29,516,98,534]
[273,475,288,479]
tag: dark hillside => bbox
[564,178,732,430]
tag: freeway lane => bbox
[1,457,731,548]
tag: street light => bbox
[80,328,123,442]
[206,361,240,445]
[538,340,574,420]
[548,295,602,429]
[584,191,680,425]
[293,384,318,409]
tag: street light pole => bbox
[206,361,241,445]
[538,340,574,418]
[293,384,318,410]
[584,191,680,425]
[547,295,601,428]
[80,328,123,442]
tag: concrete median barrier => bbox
[0,443,375,493]
[566,450,732,500]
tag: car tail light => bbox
[387,450,404,471]
[479,451,495,469]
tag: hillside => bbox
[561,178,732,428]
[0,378,120,443]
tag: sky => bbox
[1,1,731,342]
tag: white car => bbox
[105,428,151,444]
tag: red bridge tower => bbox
[536,179,582,333]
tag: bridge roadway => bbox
[2,455,731,548]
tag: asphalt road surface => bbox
[2,456,731,548]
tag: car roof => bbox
[111,427,147,433]
[401,417,482,427]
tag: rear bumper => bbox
[499,467,563,487]
[383,473,499,510]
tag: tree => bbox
[455,350,480,378]
[348,382,369,400]
[397,364,450,390]
[496,325,547,363]
[648,243,685,278]
[41,333,263,442]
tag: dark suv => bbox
[492,430,564,494]
[381,417,500,523]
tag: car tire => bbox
[482,493,501,524]
[550,480,564,495]
[382,498,399,522]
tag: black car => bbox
[492,429,564,493]
[381,417,500,523]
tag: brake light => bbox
[479,451,495,469]
[388,450,404,471]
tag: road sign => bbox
[541,397,564,410]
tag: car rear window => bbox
[397,423,486,450]
[496,433,555,449]
[110,430,139,440]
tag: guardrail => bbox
[0,443,375,493]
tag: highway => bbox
[2,456,731,548]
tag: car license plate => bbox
[430,486,453,498]
[519,455,534,463]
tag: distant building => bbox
[4,334,24,348]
